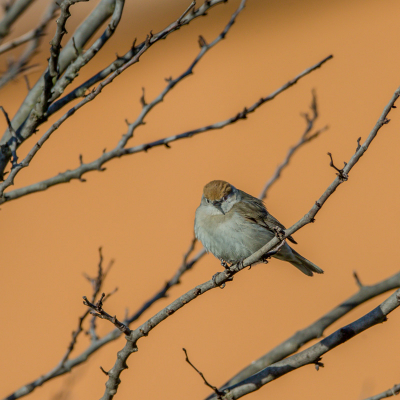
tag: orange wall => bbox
[1,1,400,399]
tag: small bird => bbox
[194,180,323,276]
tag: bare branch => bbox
[327,151,348,181]
[0,106,19,167]
[47,0,125,103]
[363,383,400,400]
[0,23,47,56]
[216,270,400,391]
[0,0,231,178]
[45,0,230,118]
[259,90,329,200]
[183,348,224,399]
[208,289,400,399]
[96,83,400,400]
[57,248,111,368]
[2,249,114,400]
[353,270,364,288]
[1,243,205,400]
[0,54,332,202]
[0,1,58,88]
[0,0,35,41]
[0,0,119,175]
[83,293,131,336]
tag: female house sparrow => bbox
[194,180,323,276]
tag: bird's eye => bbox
[206,199,210,203]
[222,195,228,201]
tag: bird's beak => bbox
[212,200,225,215]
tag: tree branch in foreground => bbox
[363,383,400,400]
[208,289,400,399]
[215,270,400,392]
[95,84,400,400]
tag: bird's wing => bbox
[233,191,297,244]
[265,212,297,244]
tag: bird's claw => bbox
[261,256,269,264]
[262,239,286,261]
[272,226,286,241]
[220,259,230,269]
[212,272,226,289]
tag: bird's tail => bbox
[289,248,324,276]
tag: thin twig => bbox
[57,248,112,367]
[327,152,348,181]
[183,237,197,266]
[353,270,363,288]
[183,348,224,399]
[83,293,131,336]
[259,90,329,199]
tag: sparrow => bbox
[194,180,323,276]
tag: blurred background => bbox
[1,0,400,399]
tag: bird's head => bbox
[201,180,238,215]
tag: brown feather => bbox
[233,190,297,244]
[203,180,232,201]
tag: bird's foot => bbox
[212,272,224,288]
[220,259,231,269]
[212,271,232,289]
[272,226,286,241]
[237,259,245,270]
[261,256,269,264]
[262,240,286,261]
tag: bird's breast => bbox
[194,207,274,262]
